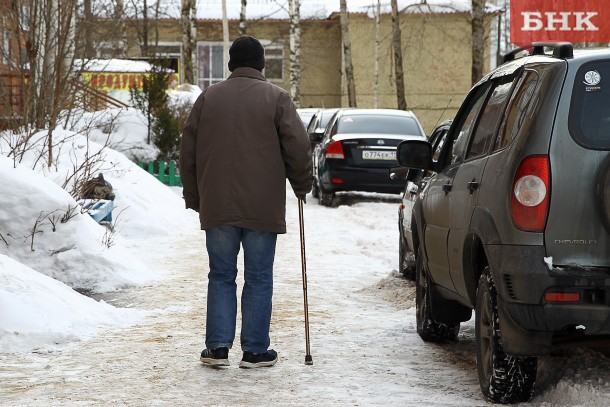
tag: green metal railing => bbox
[137,160,182,186]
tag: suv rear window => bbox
[569,60,610,149]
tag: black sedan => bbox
[312,108,426,207]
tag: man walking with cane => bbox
[180,35,312,368]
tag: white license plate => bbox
[362,150,396,160]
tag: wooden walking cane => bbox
[298,198,313,365]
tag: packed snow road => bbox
[1,191,610,406]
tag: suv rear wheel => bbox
[416,247,459,343]
[475,267,537,403]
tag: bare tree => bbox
[222,0,229,78]
[239,0,248,36]
[391,0,407,110]
[289,0,301,107]
[340,0,356,107]
[114,0,128,57]
[83,0,94,58]
[181,0,197,84]
[374,0,381,108]
[471,0,486,85]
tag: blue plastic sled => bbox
[80,199,115,223]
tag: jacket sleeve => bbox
[275,92,313,197]
[179,92,205,211]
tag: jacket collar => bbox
[228,67,267,82]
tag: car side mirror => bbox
[396,140,432,170]
[309,130,325,143]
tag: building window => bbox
[2,28,10,66]
[197,43,225,90]
[264,46,283,81]
[20,5,30,32]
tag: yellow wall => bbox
[346,12,494,133]
[93,11,497,133]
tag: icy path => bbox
[2,194,610,406]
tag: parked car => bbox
[396,120,451,280]
[306,107,340,150]
[296,108,318,129]
[313,108,426,206]
[396,42,610,403]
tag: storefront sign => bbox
[82,72,179,91]
[511,1,610,45]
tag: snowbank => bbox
[65,108,158,162]
[0,102,200,353]
[0,155,151,292]
[0,254,146,353]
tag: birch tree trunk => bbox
[471,0,485,85]
[239,0,247,37]
[374,0,381,108]
[391,0,407,110]
[83,0,93,58]
[340,0,356,107]
[46,0,78,168]
[181,0,196,84]
[289,0,301,107]
[141,0,149,56]
[114,0,128,57]
[222,0,229,78]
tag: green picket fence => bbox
[137,160,182,187]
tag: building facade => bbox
[87,4,497,133]
[0,0,30,127]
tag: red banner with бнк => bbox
[511,0,610,45]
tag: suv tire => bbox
[416,247,459,343]
[475,267,537,403]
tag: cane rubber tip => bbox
[305,355,313,365]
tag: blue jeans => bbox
[204,225,277,354]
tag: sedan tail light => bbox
[511,155,550,232]
[326,140,345,159]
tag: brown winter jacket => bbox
[179,67,312,234]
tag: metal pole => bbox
[298,199,313,365]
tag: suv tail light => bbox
[511,155,550,232]
[326,140,345,159]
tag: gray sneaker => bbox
[200,347,229,367]
[239,349,278,368]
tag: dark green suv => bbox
[397,42,610,403]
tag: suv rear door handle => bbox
[442,182,452,194]
[467,180,480,193]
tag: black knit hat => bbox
[228,36,265,72]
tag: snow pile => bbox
[0,99,198,352]
[0,254,146,353]
[65,108,158,162]
[535,349,610,406]
[76,58,158,73]
[366,271,416,309]
[0,154,150,292]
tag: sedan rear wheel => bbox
[319,189,335,207]
[475,267,537,403]
[399,235,415,280]
[312,178,320,199]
